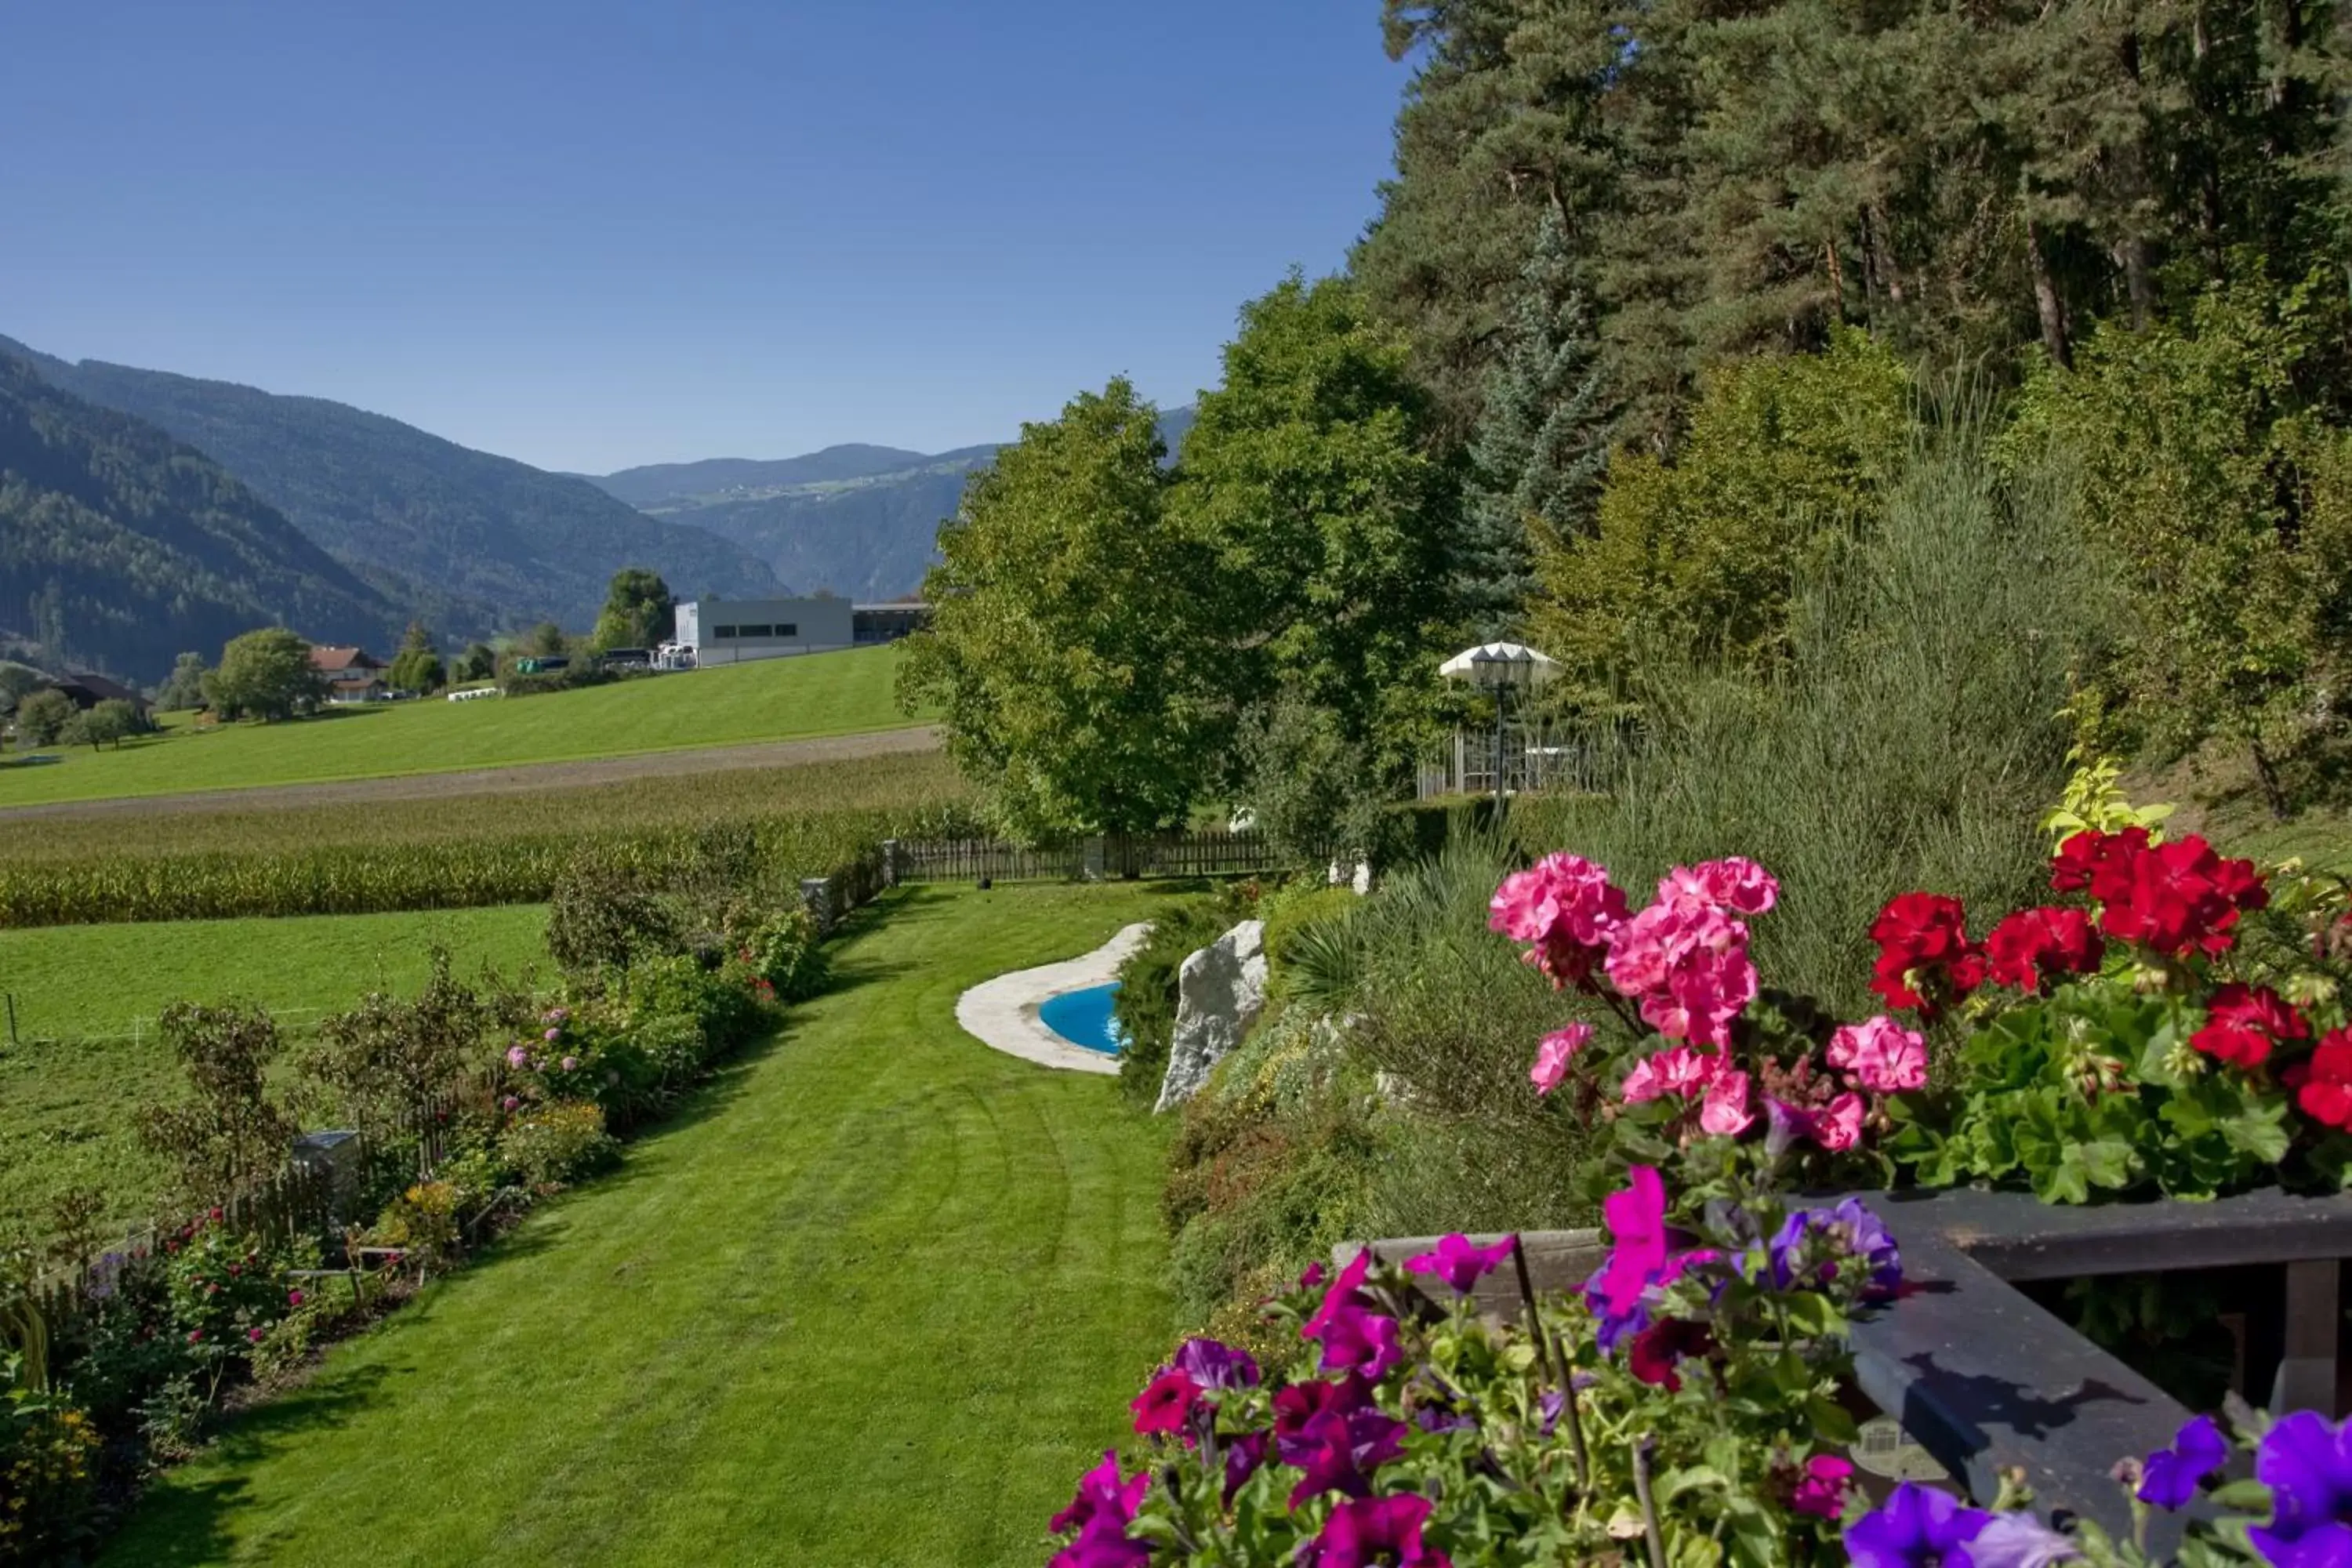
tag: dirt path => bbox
[0,724,945,822]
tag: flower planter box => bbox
[1361,1185,2352,1548]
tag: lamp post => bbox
[1437,642,1560,818]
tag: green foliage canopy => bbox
[899,379,1221,837]
[13,688,73,746]
[590,568,673,652]
[204,628,328,723]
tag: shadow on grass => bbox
[108,1363,396,1566]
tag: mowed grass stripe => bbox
[101,884,1180,1568]
[0,645,927,807]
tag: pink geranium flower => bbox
[1699,1068,1754,1136]
[1530,1023,1591,1094]
[1661,857,1780,916]
[1828,1015,1929,1094]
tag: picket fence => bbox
[887,829,1280,885]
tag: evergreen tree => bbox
[154,652,209,711]
[1461,210,1609,639]
[387,621,447,694]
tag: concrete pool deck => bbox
[954,922,1151,1076]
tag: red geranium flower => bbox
[2060,829,2267,959]
[2190,983,2307,1069]
[1984,906,2105,991]
[1868,892,1984,1011]
[2288,1033,2352,1131]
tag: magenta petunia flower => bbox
[1598,1166,1669,1317]
[1404,1233,1516,1295]
[1284,1403,1406,1508]
[1791,1454,1853,1518]
[1315,1304,1403,1381]
[1305,1492,1450,1568]
[1048,1450,1149,1537]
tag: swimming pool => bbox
[1038,981,1124,1054]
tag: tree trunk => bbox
[2026,218,2074,368]
[2252,737,2292,821]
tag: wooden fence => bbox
[889,829,1281,885]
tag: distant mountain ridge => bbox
[0,356,403,679]
[0,335,779,638]
[580,408,1196,601]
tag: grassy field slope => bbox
[0,905,549,1243]
[0,647,923,807]
[102,884,1177,1568]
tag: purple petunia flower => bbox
[1769,1199,1904,1298]
[1844,1481,1991,1567]
[2137,1414,2227,1511]
[1404,1233,1517,1295]
[1286,1404,1406,1508]
[1172,1337,1261,1392]
[2253,1409,2352,1564]
[1963,1513,2080,1567]
[1049,1450,1149,1538]
[1221,1429,1268,1502]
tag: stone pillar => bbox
[800,876,836,935]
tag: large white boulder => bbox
[1154,920,1269,1112]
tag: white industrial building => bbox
[667,597,931,667]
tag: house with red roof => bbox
[308,644,389,702]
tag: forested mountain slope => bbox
[0,336,779,632]
[0,357,402,680]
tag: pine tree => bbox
[1461,210,1609,640]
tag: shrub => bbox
[734,906,829,1001]
[12,689,73,746]
[1528,328,1913,707]
[134,1003,299,1203]
[546,852,679,982]
[1258,884,1359,996]
[301,949,525,1143]
[1512,423,2092,1014]
[1113,894,1247,1106]
[0,1378,99,1567]
[495,1102,619,1190]
[626,954,767,1059]
[370,1181,462,1273]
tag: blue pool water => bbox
[1039,982,1125,1054]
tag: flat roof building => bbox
[671,597,931,666]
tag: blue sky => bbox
[0,2,1408,473]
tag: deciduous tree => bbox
[898,379,1219,837]
[591,568,673,652]
[203,628,327,722]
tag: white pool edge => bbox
[955,922,1152,1076]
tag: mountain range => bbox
[0,355,404,677]
[577,407,1195,604]
[0,327,1200,681]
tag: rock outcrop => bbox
[1154,919,1268,1112]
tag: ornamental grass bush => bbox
[1512,426,2100,1017]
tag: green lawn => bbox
[0,646,924,806]
[100,884,1178,1568]
[0,905,550,1246]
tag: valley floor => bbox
[97,884,1181,1568]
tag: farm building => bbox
[309,645,389,702]
[670,598,931,666]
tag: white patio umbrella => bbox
[1437,642,1562,692]
[1438,643,1559,811]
